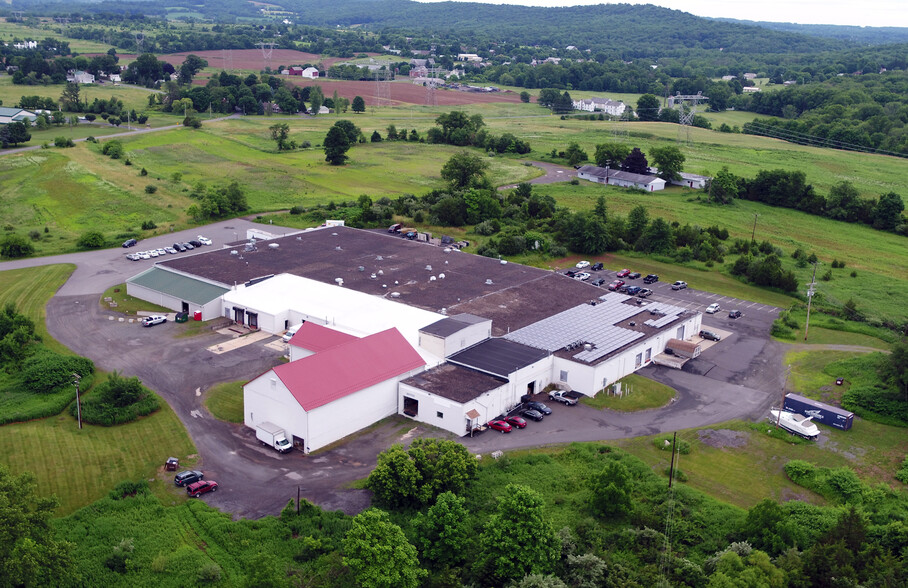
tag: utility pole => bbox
[667,432,677,488]
[751,213,759,245]
[72,373,83,429]
[804,262,819,341]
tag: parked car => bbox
[638,288,653,298]
[700,329,721,341]
[728,310,742,319]
[139,251,151,259]
[548,390,577,406]
[618,284,631,293]
[173,243,186,252]
[522,408,545,421]
[388,223,402,233]
[627,272,641,279]
[188,240,203,248]
[126,253,140,261]
[149,250,159,257]
[142,315,167,327]
[505,415,527,429]
[156,248,167,256]
[174,470,204,487]
[625,286,642,296]
[182,242,195,250]
[616,269,631,277]
[575,260,590,269]
[671,281,688,290]
[487,419,512,433]
[525,401,552,415]
[706,303,720,314]
[122,238,137,248]
[197,236,212,245]
[565,270,577,277]
[643,274,659,284]
[164,247,177,254]
[607,280,625,291]
[591,278,605,287]
[574,272,591,281]
[187,480,218,497]
[591,262,604,271]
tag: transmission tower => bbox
[424,67,441,107]
[134,31,145,53]
[669,91,708,144]
[256,42,275,72]
[373,70,391,108]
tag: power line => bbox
[744,120,906,158]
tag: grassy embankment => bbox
[204,381,245,423]
[0,265,197,515]
[582,374,676,411]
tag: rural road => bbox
[3,221,795,518]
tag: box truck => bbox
[783,393,854,431]
[256,422,292,452]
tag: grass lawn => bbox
[785,350,859,405]
[0,75,159,114]
[779,309,899,346]
[582,374,676,411]
[204,381,244,423]
[100,282,171,317]
[0,264,75,354]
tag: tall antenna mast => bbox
[803,261,819,341]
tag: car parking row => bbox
[485,392,580,433]
[123,236,213,261]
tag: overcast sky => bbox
[414,0,904,28]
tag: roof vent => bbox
[584,343,592,351]
[377,270,384,275]
[390,292,401,298]
[500,259,507,265]
[425,265,432,271]
[485,279,493,285]
[438,273,445,279]
[629,321,636,327]
[440,308,448,315]
[358,266,365,271]
[394,281,399,285]
[376,256,383,261]
[296,236,302,240]
[382,284,387,288]
[268,243,279,249]
[335,278,344,286]
[230,250,238,255]
[370,273,377,279]
[429,276,436,282]
[331,232,338,236]
[335,246,342,251]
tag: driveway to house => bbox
[499,161,577,190]
[6,219,791,519]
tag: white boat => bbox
[769,409,820,439]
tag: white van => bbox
[282,323,304,342]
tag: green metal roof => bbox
[128,267,229,305]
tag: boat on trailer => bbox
[769,409,820,440]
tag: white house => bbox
[301,67,319,79]
[576,165,666,192]
[572,97,626,116]
[244,327,426,453]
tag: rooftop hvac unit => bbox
[429,276,436,282]
[335,278,344,285]
[377,270,383,275]
[390,292,400,298]
[296,236,302,240]
[370,273,377,279]
[230,250,238,255]
[438,273,445,279]
[485,279,493,285]
[376,256,383,261]
[500,259,507,265]
[335,246,342,251]
[425,265,432,271]
[584,343,592,351]
[358,266,365,271]
[440,308,448,315]
[268,243,279,249]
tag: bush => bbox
[141,220,157,230]
[653,436,691,454]
[145,185,158,194]
[28,230,41,241]
[101,140,124,159]
[73,372,161,426]
[197,563,222,583]
[474,220,498,236]
[76,231,106,249]
[140,167,148,176]
[289,206,305,215]
[896,456,908,484]
[108,480,150,500]
[770,320,795,340]
[53,136,74,148]
[0,234,35,258]
[183,116,202,128]
[21,350,94,394]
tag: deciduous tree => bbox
[414,491,471,571]
[323,124,353,165]
[352,95,366,113]
[621,147,649,175]
[343,509,425,588]
[636,93,660,121]
[441,151,489,190]
[594,142,630,168]
[649,145,685,181]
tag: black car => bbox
[522,408,545,421]
[643,274,659,284]
[591,262,604,271]
[525,401,552,415]
[728,310,742,319]
[173,242,186,252]
[591,278,605,287]
[182,242,195,250]
[565,270,577,277]
[699,330,721,342]
[188,239,203,248]
[174,470,204,487]
[627,272,641,279]
[122,238,137,248]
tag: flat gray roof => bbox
[127,267,229,305]
[420,313,488,337]
[401,363,506,403]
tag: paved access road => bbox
[6,221,788,518]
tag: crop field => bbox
[281,77,527,106]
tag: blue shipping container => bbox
[783,393,854,431]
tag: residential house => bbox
[572,97,626,117]
[67,70,95,84]
[576,165,667,191]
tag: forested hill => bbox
[15,0,851,58]
[715,19,908,46]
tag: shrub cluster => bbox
[72,372,160,426]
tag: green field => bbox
[0,264,74,353]
[204,381,244,423]
[582,374,676,411]
[0,19,113,53]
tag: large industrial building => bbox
[126,225,700,451]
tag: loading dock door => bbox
[234,307,244,324]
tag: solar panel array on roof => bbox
[572,328,644,362]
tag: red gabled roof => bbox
[288,322,358,353]
[274,328,425,411]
